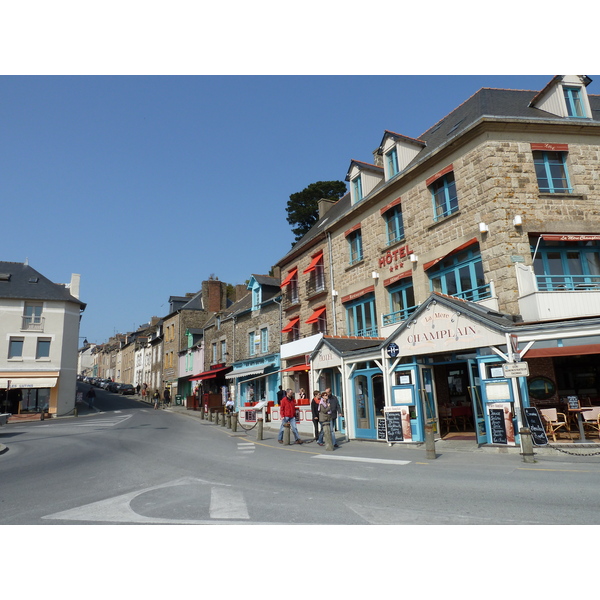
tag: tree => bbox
[286,180,347,242]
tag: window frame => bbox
[385,146,399,178]
[8,337,24,359]
[533,150,572,194]
[563,86,586,118]
[36,338,51,359]
[383,279,416,326]
[260,327,269,353]
[430,171,459,221]
[384,205,405,246]
[345,294,378,338]
[352,174,363,203]
[347,229,363,265]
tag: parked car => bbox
[119,384,135,395]
[107,381,121,393]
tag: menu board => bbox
[489,408,507,444]
[524,407,548,446]
[377,418,387,441]
[567,396,580,410]
[385,410,404,442]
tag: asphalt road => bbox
[2,383,600,526]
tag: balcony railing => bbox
[453,283,493,302]
[382,305,419,327]
[350,326,379,338]
[536,274,600,291]
[305,278,326,298]
[22,316,45,331]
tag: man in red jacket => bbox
[278,389,303,444]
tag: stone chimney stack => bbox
[69,273,81,299]
[203,279,227,312]
[235,284,249,302]
[318,198,337,220]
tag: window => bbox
[386,147,399,178]
[345,295,378,337]
[36,338,51,359]
[563,86,586,118]
[347,229,363,265]
[532,239,600,290]
[384,205,405,246]
[8,337,24,359]
[352,174,363,202]
[430,172,458,220]
[212,343,217,363]
[260,327,269,353]
[220,340,227,361]
[533,151,572,193]
[383,280,416,326]
[248,331,256,356]
[428,247,490,301]
[304,251,325,294]
[252,285,261,311]
[23,302,43,330]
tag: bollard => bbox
[227,413,231,429]
[425,422,436,460]
[74,406,78,418]
[257,418,263,440]
[40,411,44,421]
[200,405,205,420]
[283,422,291,445]
[520,427,535,463]
[232,413,238,432]
[323,422,334,451]
[221,411,227,427]
[215,411,220,426]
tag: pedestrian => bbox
[325,387,343,445]
[153,390,161,410]
[278,389,303,444]
[310,390,322,440]
[163,387,171,408]
[317,392,336,447]
[86,387,96,409]
[276,386,285,405]
[136,383,141,395]
[225,397,234,414]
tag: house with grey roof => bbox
[0,261,86,418]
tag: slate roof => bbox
[0,261,86,308]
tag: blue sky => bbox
[2,74,598,344]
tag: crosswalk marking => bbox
[313,455,411,465]
[210,487,250,520]
[74,414,133,428]
[237,442,255,454]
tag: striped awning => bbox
[225,364,273,380]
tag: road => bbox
[2,383,600,526]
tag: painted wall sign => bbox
[378,244,413,271]
[313,348,341,369]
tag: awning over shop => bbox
[225,364,273,380]
[305,306,326,324]
[0,377,57,389]
[539,234,600,242]
[303,251,324,274]
[282,316,300,333]
[280,268,298,287]
[524,344,600,358]
[283,364,310,372]
[423,237,478,271]
[189,366,231,381]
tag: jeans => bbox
[278,416,300,441]
[318,421,336,445]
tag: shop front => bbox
[0,373,59,416]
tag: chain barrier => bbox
[538,442,600,457]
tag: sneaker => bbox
[334,444,339,448]
[318,442,325,446]
[278,440,283,444]
[295,440,303,444]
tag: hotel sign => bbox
[313,348,341,369]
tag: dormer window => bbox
[346,160,384,205]
[378,131,426,181]
[352,174,363,203]
[385,147,399,178]
[563,86,586,118]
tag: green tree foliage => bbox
[286,180,347,242]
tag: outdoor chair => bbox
[581,406,600,438]
[539,408,571,442]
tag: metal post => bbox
[232,413,238,432]
[257,418,263,440]
[323,423,334,451]
[283,422,291,445]
[520,427,535,463]
[425,421,436,459]
[200,405,205,420]
[222,411,227,427]
[227,413,231,429]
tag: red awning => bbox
[423,237,478,271]
[305,306,326,324]
[303,251,324,274]
[524,344,600,359]
[281,316,300,333]
[280,268,298,287]
[540,234,600,242]
[283,364,310,372]
[190,366,231,381]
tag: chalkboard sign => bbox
[489,408,507,444]
[567,396,580,410]
[385,410,403,442]
[524,406,548,446]
[377,418,387,441]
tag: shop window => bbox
[428,247,490,301]
[533,150,572,193]
[345,294,378,337]
[532,239,600,290]
[430,171,458,221]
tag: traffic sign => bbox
[502,362,529,378]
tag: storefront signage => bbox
[523,407,548,446]
[384,409,404,442]
[377,418,387,441]
[489,408,508,444]
[313,348,341,369]
[502,362,529,378]
[377,244,413,272]
[387,343,399,358]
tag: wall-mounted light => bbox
[372,271,380,279]
[332,290,338,296]
[513,215,523,226]
[479,222,489,233]
[409,254,418,263]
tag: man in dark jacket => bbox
[278,389,303,444]
[325,388,343,447]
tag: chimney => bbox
[235,284,249,302]
[69,273,81,299]
[372,147,383,167]
[203,279,227,312]
[318,198,337,220]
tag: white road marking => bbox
[74,414,133,427]
[210,487,250,520]
[237,442,255,454]
[313,455,411,465]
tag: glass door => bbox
[353,373,378,439]
[419,366,437,436]
[468,360,487,444]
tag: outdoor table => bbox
[568,407,593,443]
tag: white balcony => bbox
[516,263,600,322]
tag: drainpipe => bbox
[327,232,337,335]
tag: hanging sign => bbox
[502,362,529,378]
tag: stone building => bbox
[275,75,600,448]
